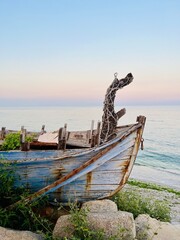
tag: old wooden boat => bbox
[0,115,146,204]
[0,73,146,205]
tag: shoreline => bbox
[131,164,180,191]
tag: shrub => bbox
[112,190,171,222]
[0,132,34,151]
[1,132,21,150]
[0,162,22,206]
[0,162,53,235]
[68,203,105,240]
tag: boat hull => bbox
[0,118,145,204]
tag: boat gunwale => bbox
[0,122,143,164]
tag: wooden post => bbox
[20,126,24,146]
[96,121,101,146]
[57,124,67,150]
[89,120,94,144]
[91,135,96,148]
[58,128,63,150]
[91,121,101,147]
[20,127,29,151]
[0,127,6,140]
[137,115,146,150]
[20,126,26,143]
[41,125,46,134]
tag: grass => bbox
[112,179,174,223]
[112,189,171,222]
[0,162,54,237]
[128,178,180,196]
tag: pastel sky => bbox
[0,0,180,106]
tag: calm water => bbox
[0,105,180,190]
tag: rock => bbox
[53,215,74,239]
[86,211,136,240]
[81,199,118,213]
[135,214,180,240]
[0,226,43,240]
[53,200,136,240]
[53,212,136,240]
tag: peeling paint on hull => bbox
[1,116,146,204]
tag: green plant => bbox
[0,200,53,234]
[0,162,53,236]
[128,179,180,196]
[0,132,35,151]
[26,134,35,143]
[58,203,127,240]
[0,132,21,150]
[0,162,21,206]
[68,203,105,240]
[112,190,171,222]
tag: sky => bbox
[0,0,180,107]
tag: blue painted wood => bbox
[0,123,144,204]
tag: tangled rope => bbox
[100,73,134,142]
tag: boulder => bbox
[86,211,136,240]
[0,226,43,240]
[135,214,180,240]
[81,199,118,213]
[53,199,136,240]
[53,214,74,239]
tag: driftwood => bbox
[100,73,134,142]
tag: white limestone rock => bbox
[53,200,135,240]
[0,226,43,240]
[135,214,180,240]
[81,199,118,213]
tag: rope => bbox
[100,73,133,142]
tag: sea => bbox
[0,105,180,190]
